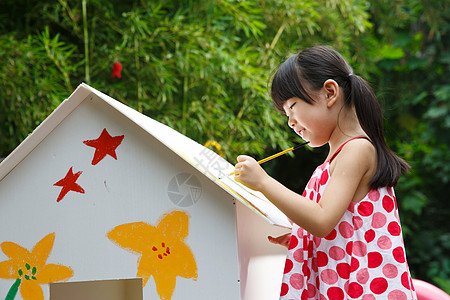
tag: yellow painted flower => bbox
[107,210,198,300]
[0,233,74,300]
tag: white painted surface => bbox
[236,201,290,300]
[0,95,239,299]
[0,84,289,300]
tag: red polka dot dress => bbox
[280,139,417,300]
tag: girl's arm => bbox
[234,139,375,237]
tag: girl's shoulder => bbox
[328,137,377,203]
[329,137,376,176]
[341,137,375,155]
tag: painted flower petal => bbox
[31,233,55,267]
[153,271,177,300]
[20,279,44,300]
[170,243,198,280]
[37,263,74,284]
[157,211,189,241]
[107,222,158,254]
[0,260,17,279]
[136,255,155,287]
[1,241,30,260]
[152,241,198,281]
[108,210,197,300]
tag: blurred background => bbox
[0,0,448,293]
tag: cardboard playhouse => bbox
[0,84,292,300]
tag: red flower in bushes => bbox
[111,62,122,78]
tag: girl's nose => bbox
[288,116,296,128]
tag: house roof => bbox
[0,83,220,180]
[0,83,290,228]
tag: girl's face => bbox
[282,94,337,147]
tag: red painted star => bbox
[54,167,85,202]
[83,128,125,165]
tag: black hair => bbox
[270,46,410,189]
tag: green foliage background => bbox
[1,0,449,292]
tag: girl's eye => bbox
[289,102,296,110]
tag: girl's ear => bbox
[323,79,339,108]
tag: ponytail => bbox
[271,46,410,189]
[348,75,410,189]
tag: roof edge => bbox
[0,83,290,228]
[0,84,92,181]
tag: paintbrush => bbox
[225,141,309,177]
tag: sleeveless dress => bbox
[280,138,417,300]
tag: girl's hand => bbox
[234,155,269,191]
[268,233,292,248]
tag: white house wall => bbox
[0,94,240,299]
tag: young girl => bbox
[234,46,417,300]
